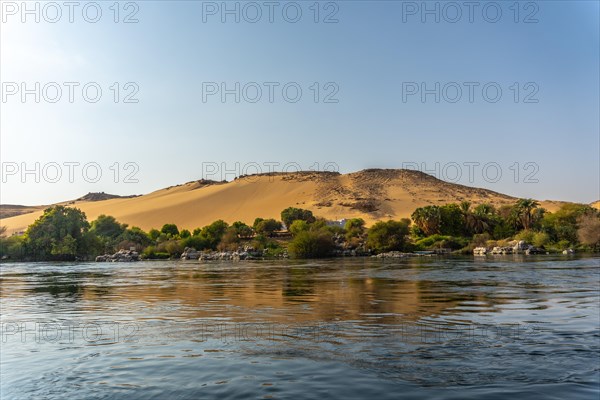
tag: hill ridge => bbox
[1,169,566,234]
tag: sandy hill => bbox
[1,169,566,235]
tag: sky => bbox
[1,0,599,205]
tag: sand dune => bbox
[1,169,566,235]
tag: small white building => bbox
[326,219,348,228]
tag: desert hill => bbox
[1,169,566,235]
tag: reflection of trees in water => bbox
[9,261,476,321]
[26,271,122,301]
[282,266,315,298]
[32,280,82,297]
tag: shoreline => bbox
[1,252,595,264]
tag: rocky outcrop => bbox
[197,246,279,261]
[181,247,202,260]
[332,248,371,257]
[491,246,513,255]
[373,251,432,258]
[475,241,547,256]
[199,251,256,261]
[511,240,545,254]
[473,247,487,256]
[96,249,139,262]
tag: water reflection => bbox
[1,257,598,399]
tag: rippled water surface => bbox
[1,256,599,399]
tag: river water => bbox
[1,256,598,399]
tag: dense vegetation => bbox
[1,199,598,261]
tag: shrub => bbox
[0,234,26,260]
[181,235,209,251]
[366,220,410,253]
[288,230,334,258]
[116,239,143,252]
[471,233,491,247]
[289,220,309,236]
[164,240,184,256]
[577,211,600,249]
[532,231,550,248]
[217,227,240,251]
[142,246,170,259]
[415,234,467,250]
[515,230,535,243]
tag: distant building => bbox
[326,219,348,228]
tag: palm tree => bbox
[459,201,476,234]
[515,198,540,230]
[411,206,441,236]
[472,203,496,234]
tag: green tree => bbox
[51,234,77,256]
[253,218,264,230]
[439,204,464,236]
[289,220,310,236]
[199,220,229,249]
[25,206,92,260]
[89,214,129,253]
[120,227,152,247]
[411,206,441,236]
[472,203,496,234]
[281,207,315,229]
[148,228,161,241]
[494,205,518,238]
[255,219,282,237]
[161,224,180,237]
[182,235,209,251]
[180,229,191,238]
[90,215,127,239]
[459,201,475,234]
[231,221,254,239]
[514,199,541,230]
[344,218,365,239]
[366,220,410,253]
[541,203,594,244]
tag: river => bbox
[1,256,598,399]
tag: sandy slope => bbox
[1,169,566,235]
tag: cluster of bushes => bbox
[1,200,598,262]
[410,200,600,253]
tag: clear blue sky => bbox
[1,0,598,205]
